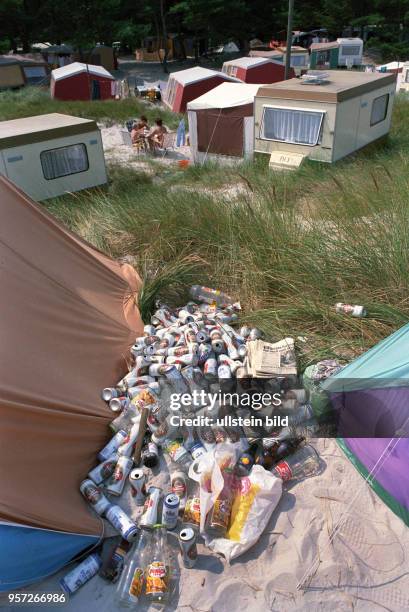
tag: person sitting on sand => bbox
[131,115,149,144]
[147,118,168,150]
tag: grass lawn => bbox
[3,86,409,365]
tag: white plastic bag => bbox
[206,465,282,562]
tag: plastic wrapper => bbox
[206,465,282,562]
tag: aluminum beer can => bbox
[109,396,130,412]
[166,353,198,366]
[60,553,102,595]
[139,486,161,528]
[88,453,118,485]
[249,328,263,340]
[144,324,157,336]
[218,364,232,379]
[106,455,134,496]
[129,468,147,505]
[171,470,187,511]
[105,505,140,542]
[162,493,180,530]
[179,527,198,569]
[102,387,118,402]
[79,479,111,515]
[98,429,128,462]
[204,357,218,379]
[198,343,213,365]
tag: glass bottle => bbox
[115,528,151,607]
[145,525,170,605]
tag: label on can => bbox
[165,439,187,462]
[190,443,206,460]
[171,475,187,501]
[145,562,168,595]
[60,554,101,595]
[274,461,292,481]
[129,567,144,597]
[183,497,200,526]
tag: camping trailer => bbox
[0,113,108,200]
[0,57,25,89]
[254,71,395,169]
[309,42,340,69]
[336,38,363,67]
[8,54,48,85]
[222,56,294,83]
[399,62,409,92]
[163,66,238,113]
[249,46,309,74]
[51,62,115,101]
[187,82,259,164]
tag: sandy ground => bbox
[2,437,409,612]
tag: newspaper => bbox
[247,338,297,377]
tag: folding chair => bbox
[154,132,176,157]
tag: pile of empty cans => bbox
[62,285,324,604]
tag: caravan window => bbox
[370,94,389,126]
[261,107,324,146]
[405,70,409,83]
[291,55,307,67]
[41,144,89,180]
[341,45,361,56]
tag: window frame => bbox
[260,105,325,147]
[40,143,89,181]
[341,45,361,57]
[291,54,308,67]
[370,93,389,127]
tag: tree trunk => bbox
[159,0,169,74]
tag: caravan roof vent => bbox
[300,71,330,85]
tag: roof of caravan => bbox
[337,37,363,45]
[0,113,97,149]
[187,83,260,110]
[168,65,239,85]
[51,62,114,81]
[310,41,339,51]
[276,46,309,54]
[257,71,396,103]
[223,56,273,68]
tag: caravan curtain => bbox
[370,94,389,126]
[40,144,89,180]
[262,107,323,146]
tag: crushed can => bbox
[79,479,111,516]
[335,303,367,317]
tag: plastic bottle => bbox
[145,525,170,605]
[205,467,236,537]
[272,445,320,482]
[189,285,232,308]
[116,528,151,607]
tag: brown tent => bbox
[0,176,143,590]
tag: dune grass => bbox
[6,87,409,365]
[0,86,180,127]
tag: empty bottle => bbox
[205,467,236,537]
[272,445,320,482]
[145,525,170,605]
[189,285,232,308]
[116,528,151,607]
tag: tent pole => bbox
[284,0,294,80]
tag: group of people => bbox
[130,115,168,151]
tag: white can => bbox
[102,387,118,402]
[171,471,187,511]
[79,479,111,515]
[105,455,134,496]
[204,357,218,379]
[162,493,180,530]
[109,396,129,412]
[179,528,197,569]
[139,486,161,528]
[117,422,140,457]
[218,364,232,379]
[105,505,140,542]
[88,453,118,485]
[60,553,102,595]
[129,468,147,506]
[98,429,128,462]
